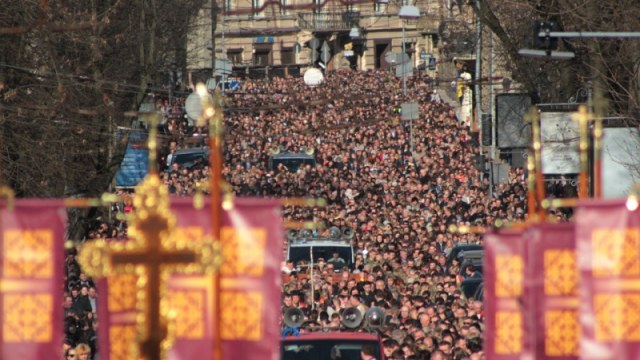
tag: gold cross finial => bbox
[78,166,221,359]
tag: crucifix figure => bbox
[78,114,221,360]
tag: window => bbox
[252,0,264,17]
[313,0,322,14]
[254,50,271,66]
[280,0,288,15]
[281,47,295,65]
[224,0,232,12]
[228,49,243,65]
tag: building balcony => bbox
[297,11,360,32]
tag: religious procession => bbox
[2,1,640,360]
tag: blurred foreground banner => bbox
[484,228,528,359]
[527,222,578,360]
[576,199,640,360]
[0,200,66,360]
[97,198,283,360]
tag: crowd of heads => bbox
[62,248,97,359]
[73,68,533,359]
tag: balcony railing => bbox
[297,11,360,32]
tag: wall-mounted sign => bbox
[254,37,275,43]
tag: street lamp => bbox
[349,26,361,39]
[398,5,420,96]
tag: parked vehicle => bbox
[281,332,385,360]
[168,147,208,170]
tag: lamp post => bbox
[398,5,420,97]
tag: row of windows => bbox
[224,0,417,15]
[226,48,296,66]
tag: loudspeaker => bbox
[284,307,305,328]
[496,94,532,148]
[342,228,354,239]
[328,226,342,239]
[364,307,385,330]
[286,230,298,241]
[298,229,312,239]
[481,114,492,146]
[341,307,363,329]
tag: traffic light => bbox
[533,20,560,50]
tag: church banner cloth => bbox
[576,199,640,360]
[0,200,66,360]
[97,197,283,360]
[526,222,578,359]
[484,228,528,359]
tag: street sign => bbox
[401,102,420,121]
[384,52,397,64]
[428,57,437,70]
[321,41,331,64]
[420,52,430,60]
[344,50,354,57]
[385,52,410,65]
[215,59,232,76]
[309,38,321,63]
[395,62,414,78]
[309,38,320,50]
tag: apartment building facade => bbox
[187,0,477,78]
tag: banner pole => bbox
[209,90,224,360]
[525,107,539,220]
[572,105,591,198]
[532,108,546,219]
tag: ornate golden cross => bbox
[78,113,221,360]
[571,105,592,198]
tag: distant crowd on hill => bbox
[69,69,536,360]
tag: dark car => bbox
[459,249,484,300]
[281,332,385,360]
[447,244,483,265]
[269,152,316,172]
[286,227,355,270]
[168,147,208,170]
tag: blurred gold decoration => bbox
[624,181,640,212]
[0,185,15,211]
[495,311,523,354]
[571,105,592,199]
[77,112,222,360]
[280,197,327,207]
[447,224,485,234]
[283,220,326,230]
[524,107,545,221]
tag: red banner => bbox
[97,197,283,360]
[484,228,529,359]
[0,200,66,359]
[526,222,578,360]
[576,199,640,360]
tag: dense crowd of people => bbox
[66,68,533,359]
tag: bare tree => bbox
[0,0,204,238]
[472,0,640,116]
